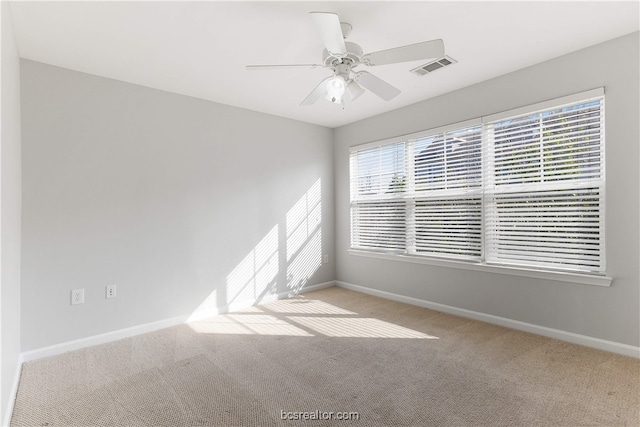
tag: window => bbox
[350,141,407,251]
[350,88,605,276]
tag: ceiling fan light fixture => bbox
[325,75,346,103]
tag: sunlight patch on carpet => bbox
[287,316,438,339]
[188,313,312,336]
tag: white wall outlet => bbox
[71,289,84,305]
[324,254,329,264]
[106,284,116,299]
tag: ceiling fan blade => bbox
[246,64,323,70]
[310,12,347,56]
[355,71,401,101]
[300,76,332,106]
[345,81,365,102]
[363,39,444,66]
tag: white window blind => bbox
[350,142,407,252]
[485,94,605,272]
[413,197,482,259]
[411,125,483,260]
[350,123,483,260]
[413,126,483,192]
[349,89,606,276]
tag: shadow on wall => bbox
[188,179,323,322]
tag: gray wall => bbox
[17,31,640,355]
[21,60,334,351]
[1,1,22,423]
[334,32,640,347]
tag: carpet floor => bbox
[11,286,640,426]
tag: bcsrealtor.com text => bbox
[280,410,360,421]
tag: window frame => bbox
[348,88,612,287]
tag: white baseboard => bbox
[281,281,336,296]
[2,354,24,427]
[21,315,189,363]
[336,281,640,359]
[21,281,336,363]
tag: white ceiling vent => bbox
[411,56,457,76]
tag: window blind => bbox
[484,95,605,272]
[413,196,482,259]
[410,125,483,260]
[349,89,605,275]
[350,142,407,252]
[485,188,603,271]
[350,124,483,260]
[413,126,483,192]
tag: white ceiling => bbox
[8,1,640,128]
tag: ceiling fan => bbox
[246,12,445,107]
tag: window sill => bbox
[347,249,613,287]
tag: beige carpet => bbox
[11,286,640,426]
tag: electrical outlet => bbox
[106,284,116,299]
[324,254,329,264]
[71,289,84,305]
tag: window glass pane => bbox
[541,101,602,182]
[413,126,482,192]
[491,100,602,187]
[353,143,406,197]
[492,114,543,185]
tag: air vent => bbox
[411,56,457,76]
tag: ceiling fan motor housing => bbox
[322,41,363,67]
